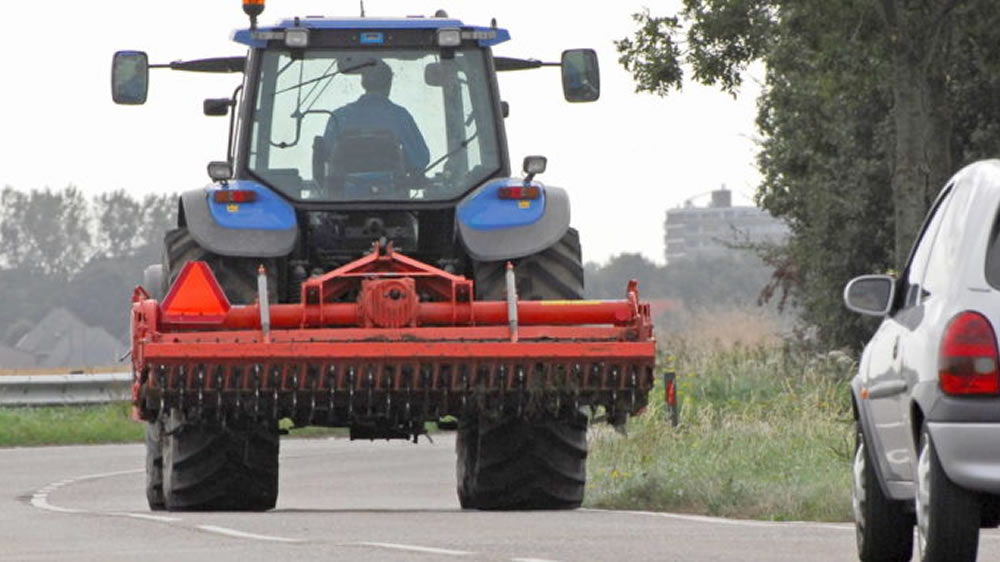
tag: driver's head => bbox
[362,60,393,96]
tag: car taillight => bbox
[938,311,1000,395]
[213,190,257,204]
[497,186,541,200]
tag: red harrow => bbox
[130,244,656,435]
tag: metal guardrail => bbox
[0,372,131,406]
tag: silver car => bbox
[845,159,1000,561]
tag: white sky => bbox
[0,1,762,265]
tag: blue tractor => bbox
[113,2,606,512]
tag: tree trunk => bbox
[883,0,954,268]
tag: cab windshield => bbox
[248,48,502,202]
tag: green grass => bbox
[584,341,856,522]
[0,404,429,447]
[0,402,143,447]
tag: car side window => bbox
[899,183,954,311]
[923,182,972,297]
[986,212,1000,290]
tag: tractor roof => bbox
[233,17,510,48]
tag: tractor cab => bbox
[111,7,600,208]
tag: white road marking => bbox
[31,468,144,515]
[110,512,182,523]
[581,508,853,531]
[198,525,306,543]
[355,542,473,556]
[29,468,312,544]
[512,558,563,562]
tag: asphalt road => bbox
[2,436,997,561]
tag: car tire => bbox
[916,424,981,562]
[852,422,913,561]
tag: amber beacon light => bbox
[243,0,265,29]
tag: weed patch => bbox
[585,340,855,522]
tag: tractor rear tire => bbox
[455,416,479,509]
[461,227,588,510]
[163,228,279,305]
[459,411,588,510]
[161,411,280,511]
[473,227,584,301]
[145,421,166,511]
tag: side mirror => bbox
[561,49,600,103]
[111,51,149,105]
[523,155,547,184]
[207,161,233,182]
[204,98,231,117]
[844,275,895,317]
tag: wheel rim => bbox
[852,439,867,549]
[916,437,932,557]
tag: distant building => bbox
[664,188,788,264]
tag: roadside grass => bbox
[585,310,856,522]
[0,403,356,447]
[0,402,143,447]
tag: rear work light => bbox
[498,186,541,200]
[213,189,257,204]
[938,311,1000,395]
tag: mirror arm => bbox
[226,84,243,164]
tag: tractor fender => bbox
[456,181,570,262]
[178,183,298,258]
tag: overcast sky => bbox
[0,1,762,265]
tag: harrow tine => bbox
[253,364,262,421]
[178,365,186,410]
[347,368,356,419]
[384,366,393,419]
[420,365,428,419]
[629,367,638,413]
[234,366,243,417]
[197,366,205,417]
[366,367,375,418]
[158,366,166,415]
[516,365,525,418]
[271,366,280,420]
[308,365,318,425]
[609,366,618,422]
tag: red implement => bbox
[130,244,656,426]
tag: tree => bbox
[0,186,92,276]
[618,0,1000,348]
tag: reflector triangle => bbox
[161,262,230,322]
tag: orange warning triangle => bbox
[161,262,230,322]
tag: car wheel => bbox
[853,422,913,561]
[916,424,980,562]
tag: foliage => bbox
[584,251,774,310]
[0,186,175,343]
[586,338,855,521]
[617,0,1000,349]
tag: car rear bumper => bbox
[928,422,1000,494]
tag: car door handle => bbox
[892,338,899,359]
[867,380,908,399]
